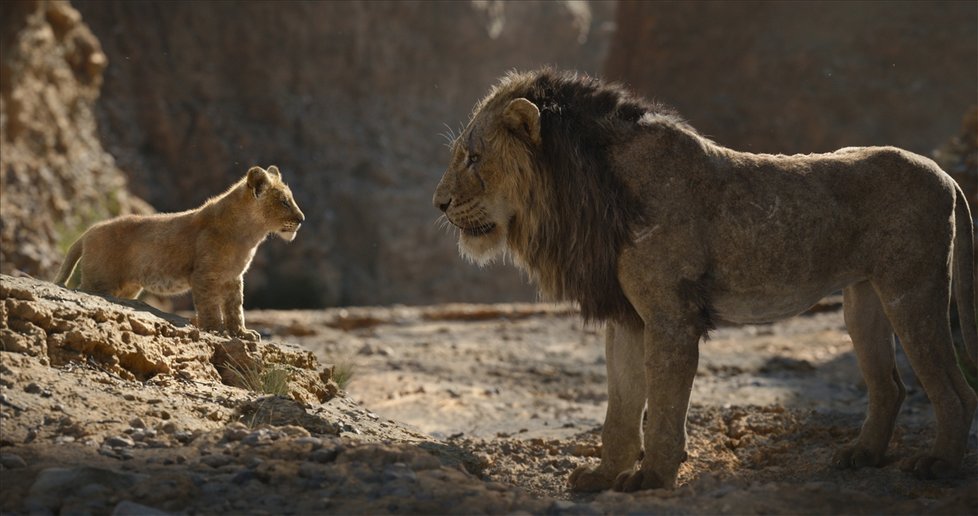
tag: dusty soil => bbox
[2,275,976,514]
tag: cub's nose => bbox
[433,196,452,212]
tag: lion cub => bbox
[54,165,305,340]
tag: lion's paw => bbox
[831,445,883,470]
[900,454,956,479]
[568,465,615,492]
[612,468,667,492]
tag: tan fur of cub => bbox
[54,165,305,340]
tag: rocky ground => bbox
[1,274,976,514]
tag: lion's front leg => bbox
[569,322,647,492]
[222,276,260,341]
[613,322,700,492]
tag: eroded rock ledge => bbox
[0,274,336,405]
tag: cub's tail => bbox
[54,238,83,287]
[952,183,977,390]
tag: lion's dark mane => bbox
[504,70,690,325]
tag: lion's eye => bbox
[466,154,480,166]
[280,199,290,208]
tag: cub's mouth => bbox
[276,223,301,242]
[461,222,496,237]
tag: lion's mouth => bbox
[461,222,496,237]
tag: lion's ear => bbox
[266,165,281,178]
[246,166,270,198]
[503,97,541,145]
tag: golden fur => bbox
[55,165,305,340]
[433,69,977,491]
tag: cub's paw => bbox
[568,465,616,492]
[831,445,884,470]
[231,328,261,341]
[612,468,668,492]
[900,454,956,479]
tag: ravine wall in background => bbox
[0,0,150,278]
[73,0,615,308]
[606,1,977,158]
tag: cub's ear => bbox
[266,165,281,178]
[246,166,269,198]
[502,97,541,145]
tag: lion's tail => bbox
[952,183,977,386]
[54,237,83,287]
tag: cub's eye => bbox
[280,199,290,208]
[466,154,480,166]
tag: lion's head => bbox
[433,70,655,323]
[432,76,542,265]
[246,165,305,241]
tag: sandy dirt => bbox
[2,275,976,514]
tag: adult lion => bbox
[432,69,977,491]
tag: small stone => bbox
[0,453,27,469]
[160,421,178,434]
[200,454,233,468]
[24,383,42,394]
[111,500,170,516]
[293,436,322,451]
[173,431,193,444]
[224,423,249,442]
[231,469,256,485]
[123,394,137,401]
[242,429,271,446]
[104,435,135,448]
[311,447,339,463]
[129,417,146,429]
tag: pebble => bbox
[173,431,194,444]
[104,435,135,448]
[311,447,339,463]
[129,417,146,429]
[160,421,178,434]
[242,429,272,446]
[24,382,42,394]
[200,454,234,468]
[111,500,170,515]
[0,452,27,469]
[224,423,249,442]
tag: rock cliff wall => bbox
[606,1,977,157]
[0,1,148,279]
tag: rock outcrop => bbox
[0,1,149,279]
[0,274,337,404]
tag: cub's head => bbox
[246,165,305,241]
[432,93,541,264]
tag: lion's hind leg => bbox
[833,281,905,470]
[876,279,977,478]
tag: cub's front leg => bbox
[191,271,225,334]
[222,276,260,341]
